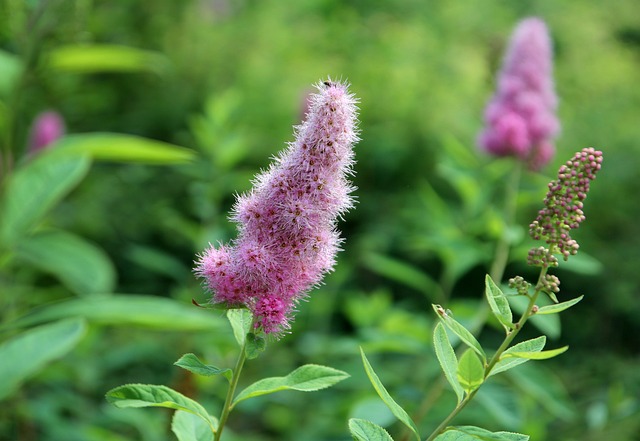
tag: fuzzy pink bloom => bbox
[28,111,65,154]
[478,17,559,170]
[196,80,358,334]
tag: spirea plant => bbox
[105,79,359,440]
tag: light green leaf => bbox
[360,348,420,441]
[535,296,584,315]
[244,332,266,360]
[233,364,349,406]
[502,346,568,360]
[457,350,484,394]
[174,354,232,381]
[51,133,195,164]
[0,154,91,245]
[490,336,546,377]
[7,295,223,331]
[485,275,513,331]
[0,49,22,97]
[433,304,486,362]
[15,229,115,295]
[171,410,215,441]
[106,384,217,434]
[348,418,394,441]
[227,309,252,347]
[433,322,464,403]
[48,44,169,74]
[435,425,529,440]
[0,318,86,400]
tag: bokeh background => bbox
[1,0,639,440]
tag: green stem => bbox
[214,337,248,441]
[424,267,547,441]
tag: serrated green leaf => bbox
[433,322,464,403]
[174,354,231,381]
[6,295,223,331]
[0,153,91,245]
[360,348,420,441]
[535,296,584,315]
[490,336,546,377]
[433,304,486,362]
[435,425,529,440]
[171,410,216,441]
[15,229,115,295]
[48,44,169,74]
[106,384,216,433]
[485,275,513,331]
[502,346,568,360]
[232,364,348,406]
[244,332,266,360]
[227,309,252,347]
[348,418,394,441]
[51,133,195,164]
[457,350,484,394]
[0,318,86,400]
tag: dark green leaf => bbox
[348,418,394,441]
[457,350,484,394]
[485,275,513,331]
[433,304,486,362]
[244,332,266,360]
[171,410,215,441]
[433,322,464,403]
[174,354,232,381]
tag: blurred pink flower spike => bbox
[196,79,359,335]
[478,17,559,170]
[28,111,65,154]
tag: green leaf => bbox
[174,354,232,381]
[348,418,394,441]
[51,133,195,164]
[535,296,584,315]
[106,384,217,434]
[7,295,223,331]
[48,44,169,74]
[244,332,266,360]
[233,364,349,406]
[227,309,252,347]
[435,425,529,440]
[433,304,486,362]
[15,229,115,295]
[485,275,513,330]
[0,154,91,245]
[457,350,484,394]
[502,346,568,360]
[359,348,420,441]
[0,49,22,97]
[362,253,440,298]
[490,336,546,377]
[0,318,86,400]
[433,322,464,403]
[171,410,215,441]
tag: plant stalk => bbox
[214,337,248,441]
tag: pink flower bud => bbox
[28,111,65,154]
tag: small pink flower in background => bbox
[478,17,559,170]
[28,111,65,154]
[196,80,359,334]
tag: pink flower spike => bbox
[195,79,359,335]
[478,17,559,170]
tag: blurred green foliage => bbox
[0,0,638,440]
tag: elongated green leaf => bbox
[435,425,529,440]
[49,44,169,74]
[0,154,91,245]
[227,309,252,347]
[457,350,484,394]
[233,364,349,406]
[106,384,216,433]
[15,229,115,295]
[174,354,231,381]
[490,336,547,377]
[502,346,568,360]
[348,418,394,441]
[359,348,420,441]
[362,253,439,297]
[535,296,584,315]
[0,318,86,400]
[433,322,464,403]
[485,275,513,330]
[7,295,223,331]
[51,133,195,164]
[433,304,486,362]
[172,410,215,441]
